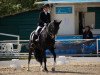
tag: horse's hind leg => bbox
[49,48,56,71]
[43,51,48,72]
[27,49,33,71]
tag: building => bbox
[36,0,100,35]
[0,0,100,40]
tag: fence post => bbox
[17,36,20,44]
[96,39,99,57]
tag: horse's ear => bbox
[59,20,62,24]
[54,20,62,23]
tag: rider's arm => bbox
[48,13,51,23]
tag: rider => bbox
[35,4,51,41]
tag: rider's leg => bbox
[35,26,42,41]
[35,26,42,35]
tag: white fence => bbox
[0,33,20,44]
[0,33,20,53]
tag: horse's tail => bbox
[27,47,32,71]
[28,30,35,64]
[28,30,35,71]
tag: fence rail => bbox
[0,53,31,59]
[0,53,100,59]
[0,33,20,44]
[0,39,100,59]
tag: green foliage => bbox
[0,0,41,17]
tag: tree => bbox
[0,0,41,17]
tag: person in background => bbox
[83,26,93,39]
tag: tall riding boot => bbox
[35,27,42,41]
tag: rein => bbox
[47,22,55,38]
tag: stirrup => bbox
[35,35,39,42]
[35,39,39,42]
[35,37,39,42]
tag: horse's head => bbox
[48,20,62,38]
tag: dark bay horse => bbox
[28,20,62,72]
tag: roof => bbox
[35,0,100,4]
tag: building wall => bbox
[0,10,40,40]
[51,4,75,35]
[51,3,100,35]
[88,7,100,29]
[74,3,100,34]
[0,18,1,25]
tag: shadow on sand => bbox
[48,70,94,74]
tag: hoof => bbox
[27,68,30,71]
[40,66,48,72]
[52,67,55,71]
[27,69,30,71]
[40,66,44,72]
[42,68,48,72]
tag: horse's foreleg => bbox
[40,61,43,71]
[27,49,32,71]
[50,49,56,71]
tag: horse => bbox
[28,20,62,72]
